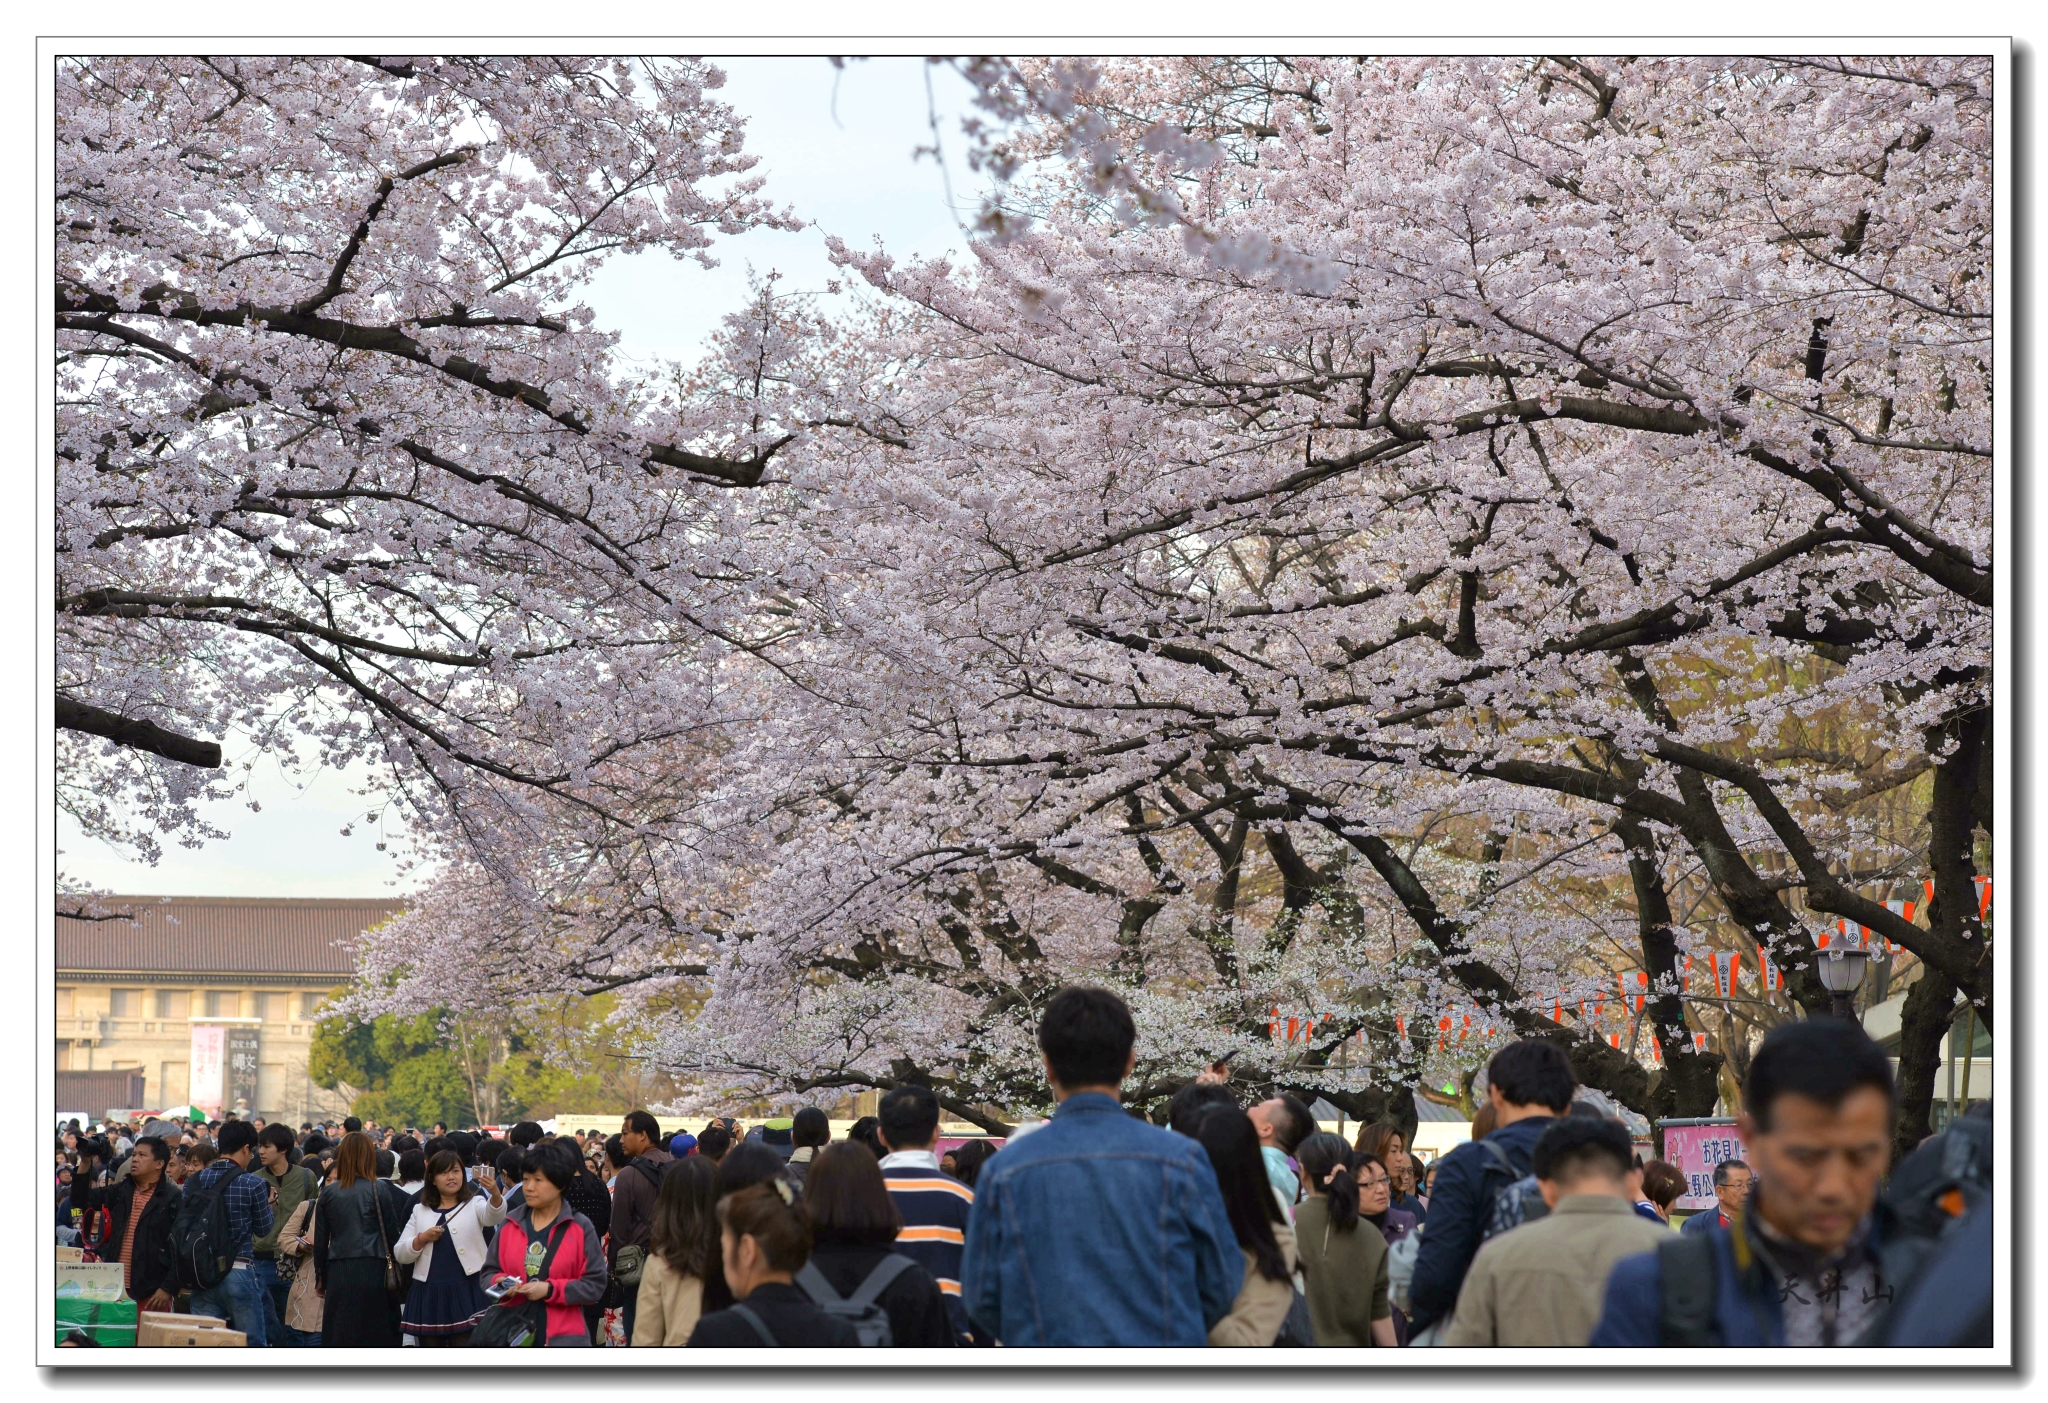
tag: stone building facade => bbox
[56,896,402,1123]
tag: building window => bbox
[255,991,287,1022]
[204,990,237,1018]
[109,988,142,1018]
[155,989,189,1020]
[57,988,74,1017]
[299,992,325,1019]
[55,1043,70,1072]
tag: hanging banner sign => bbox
[189,1023,226,1114]
[1620,969,1649,1015]
[1712,950,1740,1000]
[1660,1120,1750,1211]
[225,1025,259,1115]
[1755,945,1784,992]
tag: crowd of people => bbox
[56,985,1991,1349]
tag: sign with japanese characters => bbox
[189,1023,226,1113]
[226,1024,260,1114]
[1660,1120,1749,1211]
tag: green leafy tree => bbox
[310,1010,472,1126]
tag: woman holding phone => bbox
[395,1149,507,1346]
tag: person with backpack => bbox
[609,1109,672,1342]
[1443,1115,1669,1346]
[68,1134,181,1311]
[252,1122,319,1344]
[958,985,1242,1346]
[797,1142,955,1346]
[1590,1018,1912,1347]
[1405,1039,1573,1343]
[632,1155,724,1345]
[685,1180,861,1347]
[177,1117,275,1345]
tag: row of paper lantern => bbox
[1262,875,1991,1055]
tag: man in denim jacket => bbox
[960,986,1243,1345]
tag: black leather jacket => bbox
[69,1171,182,1301]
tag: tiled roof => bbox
[56,896,404,977]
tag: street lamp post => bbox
[1815,946,1871,1023]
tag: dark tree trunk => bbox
[1282,1082,1419,1149]
[1890,963,1957,1163]
[1615,815,1720,1119]
[1926,706,1992,1026]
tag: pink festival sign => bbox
[189,1023,227,1113]
[1660,1120,1749,1212]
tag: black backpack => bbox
[1885,1106,1992,1238]
[794,1254,916,1346]
[628,1156,669,1193]
[169,1165,245,1291]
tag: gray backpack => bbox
[794,1254,916,1346]
[1478,1140,1549,1242]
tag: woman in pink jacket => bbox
[485,1141,609,1346]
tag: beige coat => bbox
[1208,1221,1299,1346]
[277,1199,322,1334]
[630,1251,705,1346]
[1442,1194,1672,1347]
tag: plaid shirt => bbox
[190,1158,275,1263]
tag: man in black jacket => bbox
[69,1134,181,1309]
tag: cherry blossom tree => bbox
[334,56,1990,1149]
[58,55,806,898]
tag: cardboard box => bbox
[138,1312,237,1346]
[144,1324,247,1347]
[137,1310,227,1345]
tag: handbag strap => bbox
[728,1303,780,1348]
[368,1186,400,1272]
[527,1214,575,1283]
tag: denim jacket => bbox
[959,1093,1243,1345]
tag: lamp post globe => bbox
[1816,948,1871,1022]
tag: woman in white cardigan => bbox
[395,1149,506,1346]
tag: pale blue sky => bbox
[59,57,990,898]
